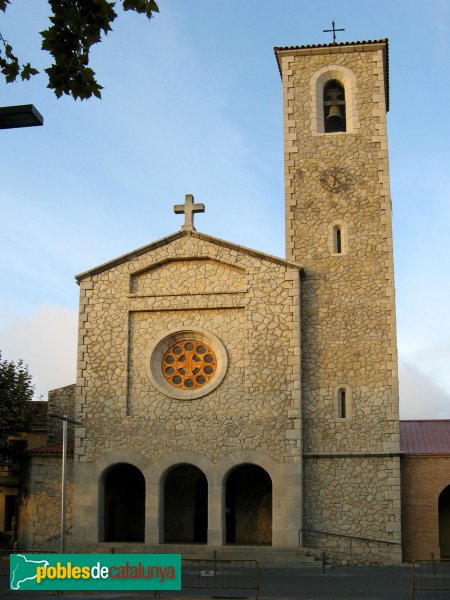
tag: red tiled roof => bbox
[400,420,450,454]
[28,440,75,456]
[274,39,388,53]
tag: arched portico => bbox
[162,463,208,543]
[71,449,300,549]
[225,464,272,545]
[439,485,450,557]
[217,451,301,548]
[101,463,145,542]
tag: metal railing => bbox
[411,559,450,600]
[301,528,402,558]
[182,557,259,599]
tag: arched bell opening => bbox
[324,79,346,133]
[163,463,208,543]
[439,485,450,557]
[225,463,272,545]
[102,463,145,542]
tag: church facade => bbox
[21,38,403,564]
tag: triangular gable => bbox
[75,230,303,283]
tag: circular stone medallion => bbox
[320,167,355,193]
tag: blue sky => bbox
[0,0,449,418]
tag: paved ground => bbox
[1,564,447,600]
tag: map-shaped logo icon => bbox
[10,554,50,590]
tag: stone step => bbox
[70,543,319,567]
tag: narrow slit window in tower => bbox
[338,388,346,418]
[334,225,342,254]
[324,80,346,133]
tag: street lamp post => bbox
[0,104,43,129]
[48,413,83,554]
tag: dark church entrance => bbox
[163,464,208,543]
[439,485,450,557]
[103,463,145,542]
[225,464,272,545]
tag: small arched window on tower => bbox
[329,221,348,256]
[323,80,346,133]
[336,385,351,420]
[333,225,342,254]
[337,388,347,418]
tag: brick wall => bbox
[401,455,450,562]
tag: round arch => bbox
[310,64,359,134]
[224,463,272,546]
[162,463,208,543]
[439,484,450,557]
[100,462,145,542]
[154,450,216,486]
[217,450,280,484]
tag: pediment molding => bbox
[129,257,247,297]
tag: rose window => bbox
[162,340,217,390]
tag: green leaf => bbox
[2,59,19,82]
[92,85,102,99]
[122,0,159,18]
[2,0,158,99]
[5,43,15,59]
[20,63,39,80]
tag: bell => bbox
[326,104,345,132]
[326,104,343,121]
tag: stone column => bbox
[208,483,223,545]
[146,482,160,545]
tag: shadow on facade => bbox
[163,463,208,543]
[439,485,450,557]
[102,463,145,542]
[225,464,272,545]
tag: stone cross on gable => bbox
[173,194,205,232]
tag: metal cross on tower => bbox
[323,20,345,44]
[174,194,205,232]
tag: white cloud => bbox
[0,304,77,400]
[431,0,450,63]
[398,330,450,402]
[399,359,450,419]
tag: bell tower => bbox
[275,39,402,562]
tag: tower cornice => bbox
[274,39,389,111]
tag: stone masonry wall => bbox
[279,43,401,562]
[72,232,303,547]
[303,456,401,563]
[18,455,72,550]
[75,234,301,465]
[47,384,76,444]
